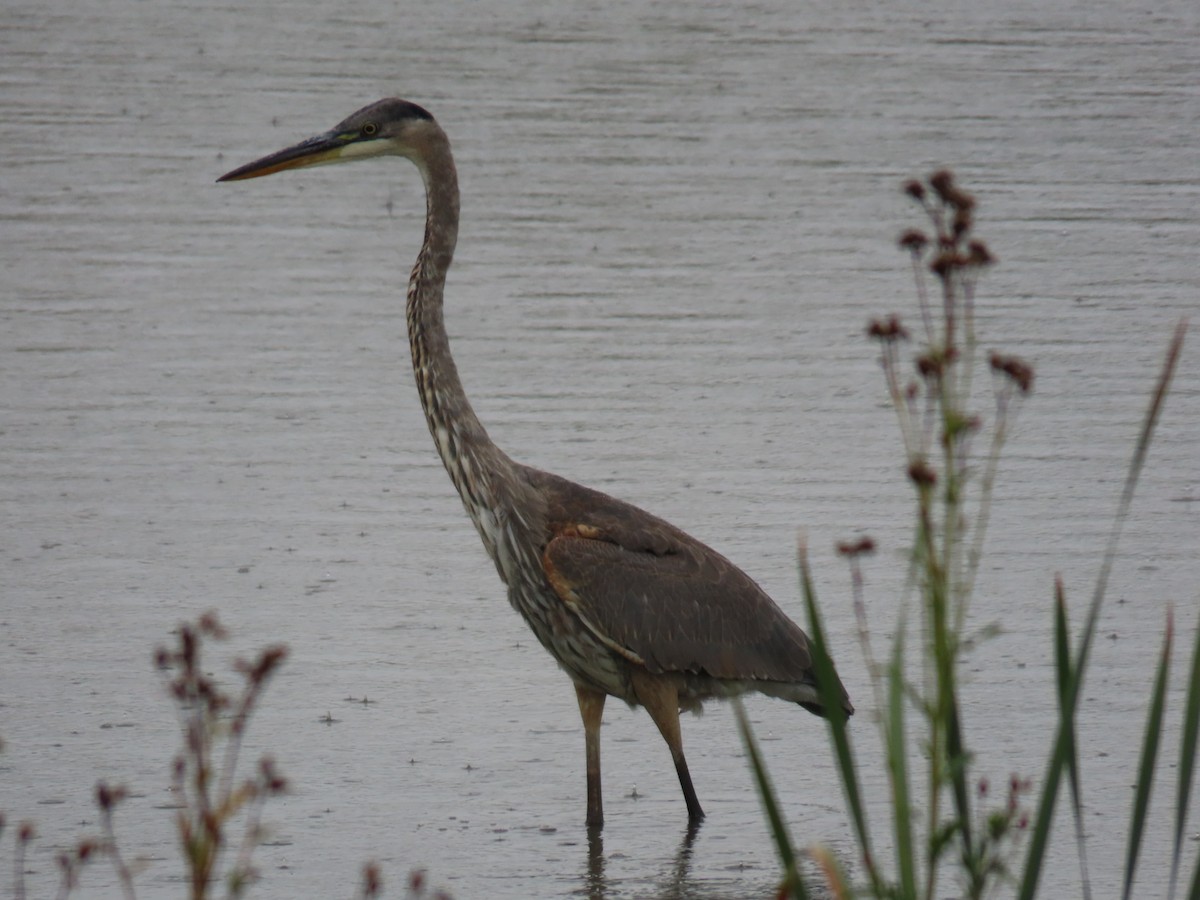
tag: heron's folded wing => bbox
[542,534,813,682]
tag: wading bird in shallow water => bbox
[219,98,853,827]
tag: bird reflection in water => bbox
[581,820,700,900]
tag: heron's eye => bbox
[362,122,379,137]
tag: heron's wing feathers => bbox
[542,529,814,682]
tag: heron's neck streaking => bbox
[406,133,519,564]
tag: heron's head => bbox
[217,98,441,182]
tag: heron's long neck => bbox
[406,137,520,560]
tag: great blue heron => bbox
[219,98,853,827]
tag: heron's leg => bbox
[630,669,705,823]
[575,683,607,827]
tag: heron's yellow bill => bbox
[217,130,355,182]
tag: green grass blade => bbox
[1122,611,1173,900]
[1020,320,1185,900]
[1018,586,1077,900]
[886,622,917,899]
[1054,579,1092,900]
[798,546,881,891]
[1169,611,1200,900]
[733,697,810,899]
[1079,320,1186,684]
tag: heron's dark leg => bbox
[630,669,705,823]
[575,683,606,827]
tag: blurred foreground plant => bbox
[155,613,289,899]
[737,171,1195,899]
[1,615,289,899]
[0,615,435,898]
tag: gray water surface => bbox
[3,0,1198,897]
